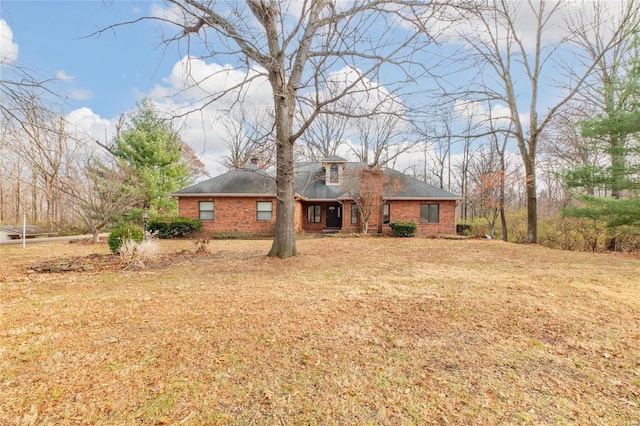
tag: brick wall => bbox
[298,202,344,233]
[341,200,360,233]
[178,196,457,236]
[294,202,303,232]
[383,199,457,236]
[178,196,276,235]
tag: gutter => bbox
[171,193,277,198]
[384,196,464,201]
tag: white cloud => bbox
[55,70,93,102]
[65,107,116,146]
[162,56,271,109]
[318,66,404,115]
[150,2,185,24]
[0,19,19,63]
[452,99,527,129]
[140,51,409,176]
[436,0,634,52]
[66,89,93,101]
[55,70,75,81]
[447,2,564,51]
[140,56,275,174]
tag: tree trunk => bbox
[525,166,537,244]
[610,133,625,199]
[499,148,508,242]
[268,137,297,258]
[500,206,508,242]
[268,70,297,258]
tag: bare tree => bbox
[467,125,513,240]
[468,148,501,238]
[297,111,348,162]
[492,130,510,241]
[538,102,602,206]
[0,127,25,224]
[182,142,210,180]
[1,59,65,225]
[350,111,409,167]
[411,109,455,189]
[2,92,79,224]
[100,0,447,258]
[57,151,142,243]
[1,60,55,130]
[450,110,481,222]
[341,167,398,235]
[449,0,635,243]
[218,108,275,169]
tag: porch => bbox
[298,201,346,233]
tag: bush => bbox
[504,210,528,243]
[456,223,473,236]
[108,225,144,253]
[148,216,202,239]
[118,237,159,269]
[388,221,417,237]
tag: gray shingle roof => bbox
[321,155,348,163]
[173,162,461,200]
[383,168,460,199]
[293,162,345,200]
[173,167,275,195]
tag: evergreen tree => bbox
[112,99,194,215]
[564,45,640,235]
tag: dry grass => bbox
[1,237,639,425]
[118,238,161,271]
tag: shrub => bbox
[108,225,144,253]
[456,223,473,236]
[504,209,528,243]
[388,221,417,237]
[118,237,159,270]
[148,216,202,239]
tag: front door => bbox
[326,204,342,228]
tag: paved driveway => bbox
[0,234,108,245]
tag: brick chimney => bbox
[246,157,259,169]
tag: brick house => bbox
[172,156,461,236]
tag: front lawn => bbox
[1,237,638,424]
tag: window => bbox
[383,204,390,224]
[420,204,439,223]
[351,204,358,224]
[199,201,214,220]
[307,205,321,223]
[329,164,339,184]
[256,201,273,221]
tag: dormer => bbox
[322,156,347,186]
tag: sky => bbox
[0,0,632,179]
[1,1,171,118]
[2,0,252,175]
[2,0,426,175]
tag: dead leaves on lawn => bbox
[1,238,639,425]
